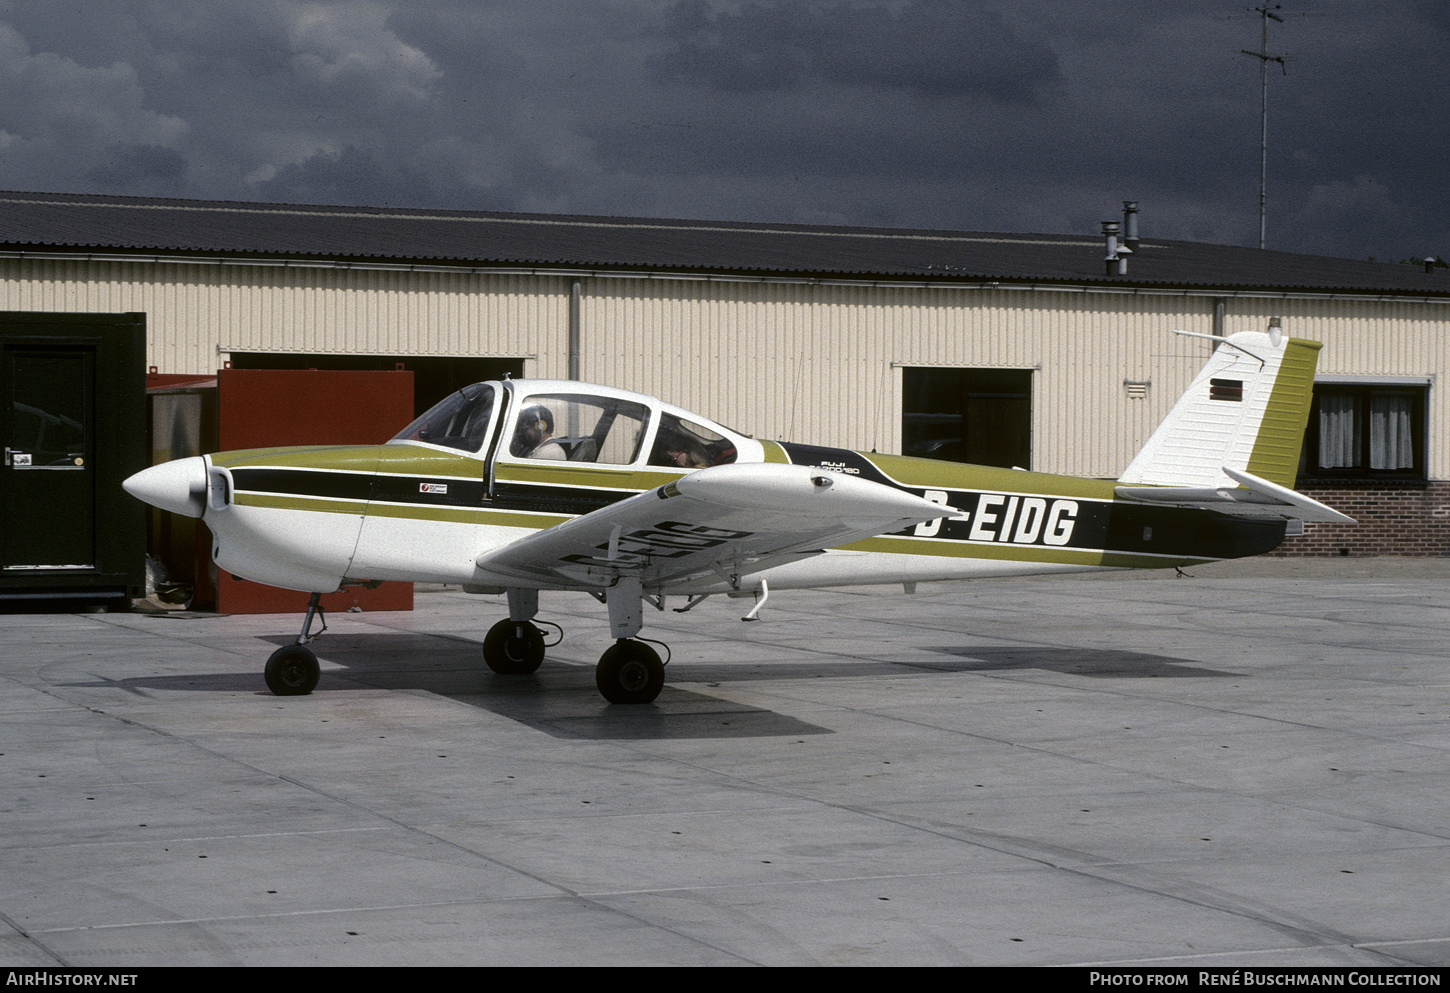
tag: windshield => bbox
[390,385,495,453]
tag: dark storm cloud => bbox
[0,1,1445,261]
[86,143,187,189]
[647,0,1059,102]
[251,144,421,206]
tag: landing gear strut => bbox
[595,577,666,704]
[264,592,323,696]
[483,588,546,675]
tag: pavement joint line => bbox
[40,894,765,964]
[0,907,67,966]
[1059,863,1363,952]
[1062,943,1410,967]
[4,826,396,852]
[23,893,624,935]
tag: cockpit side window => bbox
[390,385,496,453]
[648,413,738,469]
[508,395,650,465]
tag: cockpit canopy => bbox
[389,381,744,469]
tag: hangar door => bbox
[901,368,1032,469]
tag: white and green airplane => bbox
[124,325,1350,704]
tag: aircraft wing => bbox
[1115,466,1355,523]
[473,462,948,589]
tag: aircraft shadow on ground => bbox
[56,634,1235,741]
[923,646,1240,678]
[59,631,844,741]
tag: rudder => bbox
[1119,326,1321,489]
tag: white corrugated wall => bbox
[3,257,1445,478]
[584,279,1229,477]
[0,259,569,378]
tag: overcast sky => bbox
[0,0,1444,261]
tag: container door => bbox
[1,346,96,570]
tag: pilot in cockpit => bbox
[512,405,567,460]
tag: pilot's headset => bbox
[520,405,553,434]
[512,404,554,455]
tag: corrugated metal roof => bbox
[2,190,1446,297]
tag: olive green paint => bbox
[1245,337,1322,488]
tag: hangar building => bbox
[2,190,1447,555]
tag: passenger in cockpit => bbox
[650,420,709,469]
[513,405,566,460]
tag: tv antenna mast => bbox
[1241,5,1287,249]
[1233,4,1316,249]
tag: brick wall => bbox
[1274,481,1450,556]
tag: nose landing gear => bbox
[265,644,320,695]
[264,591,324,696]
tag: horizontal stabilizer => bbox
[1115,466,1354,524]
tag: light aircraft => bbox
[123,325,1350,704]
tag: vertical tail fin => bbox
[1119,328,1321,489]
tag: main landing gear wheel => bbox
[483,618,546,675]
[265,644,320,696]
[595,639,665,705]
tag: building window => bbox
[1301,382,1427,482]
[902,368,1032,468]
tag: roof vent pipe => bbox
[1102,221,1129,276]
[1122,201,1140,252]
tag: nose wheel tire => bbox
[483,618,546,674]
[596,640,665,704]
[265,645,320,696]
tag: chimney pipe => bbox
[1122,201,1139,252]
[1102,221,1127,276]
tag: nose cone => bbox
[123,457,208,518]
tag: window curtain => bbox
[1318,393,1360,469]
[1369,394,1414,470]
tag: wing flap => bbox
[473,462,947,589]
[1115,466,1354,524]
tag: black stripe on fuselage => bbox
[490,481,631,516]
[231,468,374,502]
[230,457,1286,561]
[230,467,634,515]
[778,443,1285,559]
[903,489,1285,559]
[231,468,486,508]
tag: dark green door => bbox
[2,346,96,570]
